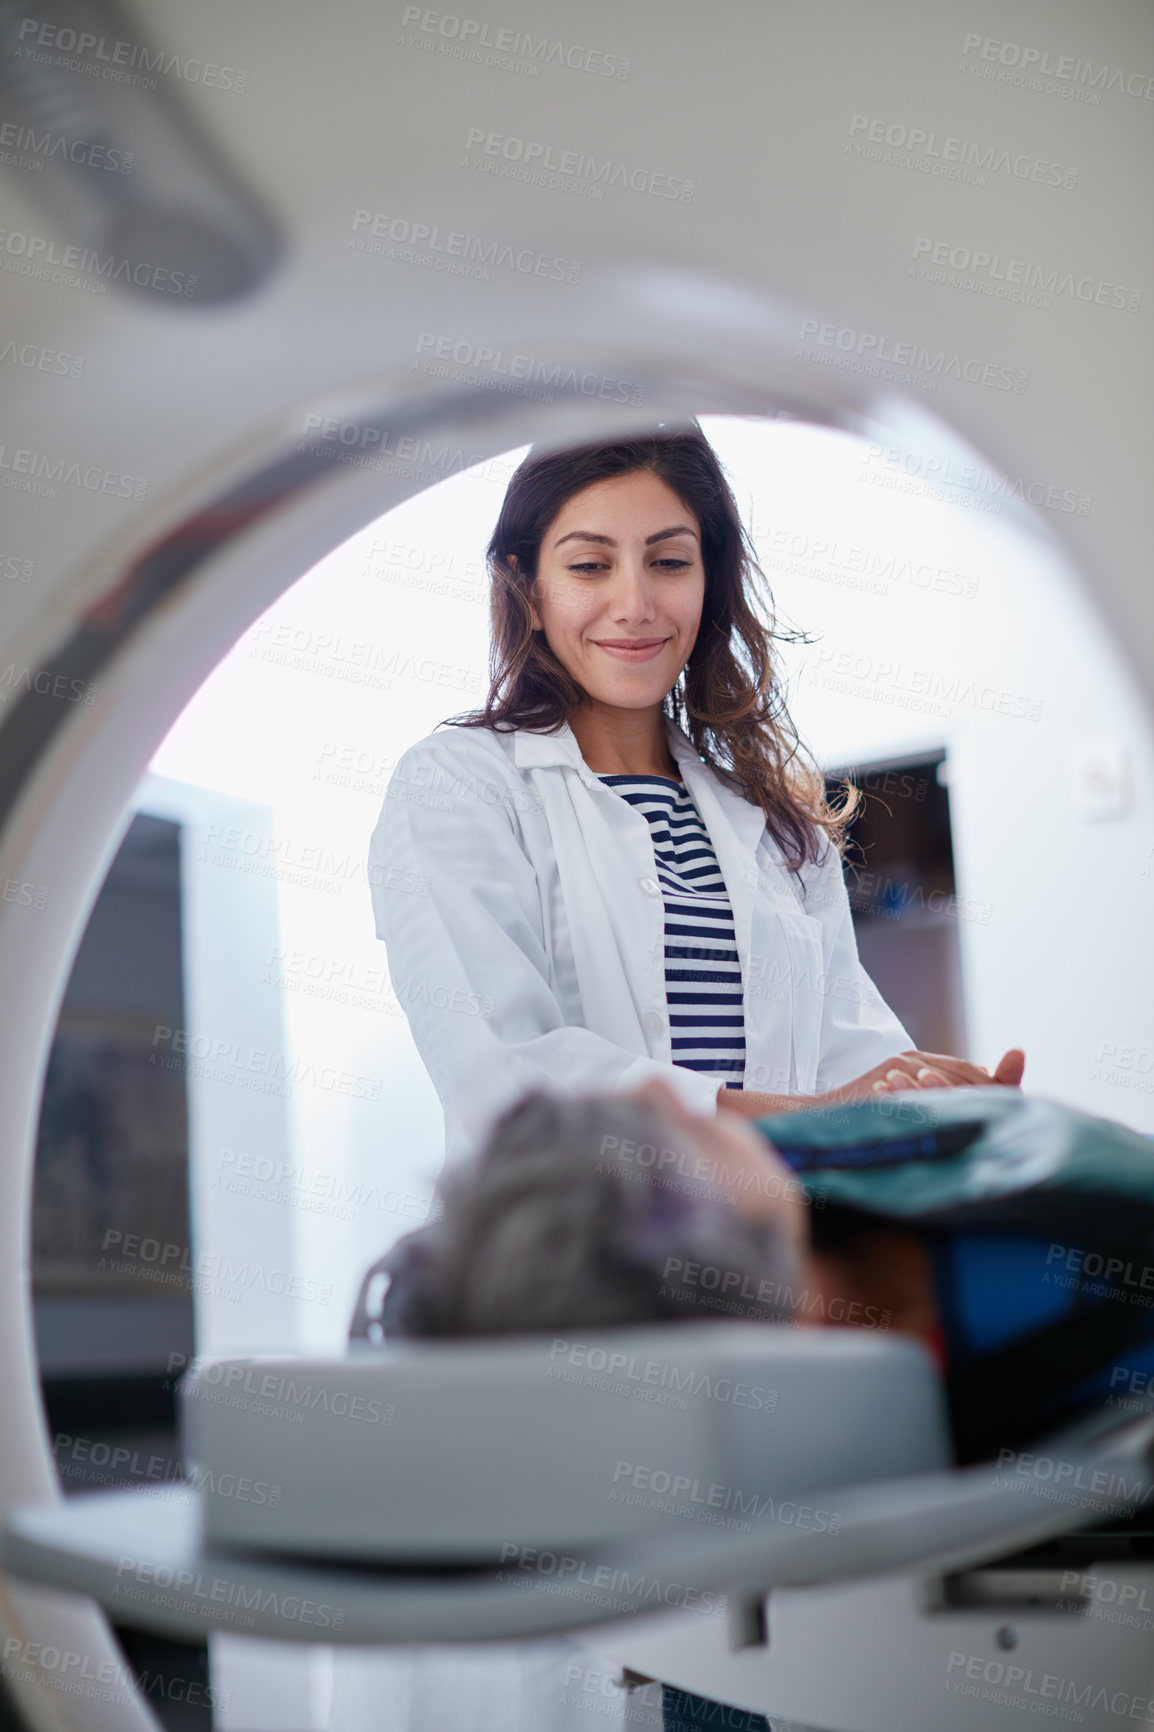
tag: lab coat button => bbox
[644,1010,666,1037]
[639,876,661,897]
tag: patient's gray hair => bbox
[357,1090,802,1340]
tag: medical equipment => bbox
[6,1330,1154,1730]
[1,0,1152,1725]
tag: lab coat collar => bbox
[512,715,768,855]
[510,717,589,773]
[511,712,692,778]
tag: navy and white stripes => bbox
[596,774,746,1089]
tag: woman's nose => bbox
[606,560,658,619]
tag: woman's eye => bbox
[564,556,691,574]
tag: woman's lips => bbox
[592,638,670,663]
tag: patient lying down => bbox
[369,1079,1154,1465]
[379,1079,931,1336]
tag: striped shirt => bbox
[596,774,746,1089]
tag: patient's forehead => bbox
[611,1086,809,1241]
[592,1106,801,1217]
[478,1089,804,1243]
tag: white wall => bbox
[135,777,300,1359]
[148,454,520,1353]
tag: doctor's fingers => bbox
[900,1050,993,1086]
[872,1055,972,1090]
[873,1051,1024,1096]
[894,1063,953,1089]
[867,1060,941,1093]
[993,1048,1026,1086]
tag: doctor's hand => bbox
[717,1047,1024,1117]
[827,1046,1025,1103]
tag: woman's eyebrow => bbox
[553,524,699,548]
[646,524,698,544]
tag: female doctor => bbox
[369,423,1024,1165]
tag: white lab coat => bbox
[369,714,912,1163]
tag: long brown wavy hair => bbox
[445,421,856,873]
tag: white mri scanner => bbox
[0,1,1152,1728]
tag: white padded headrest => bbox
[182,1323,949,1563]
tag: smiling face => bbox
[526,470,706,711]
